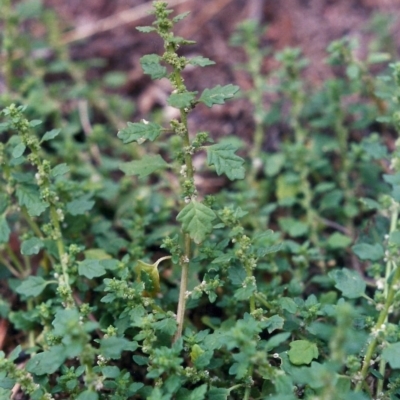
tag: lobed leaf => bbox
[136,26,156,33]
[168,91,197,108]
[16,276,49,298]
[199,84,240,107]
[25,345,66,375]
[21,237,44,255]
[119,154,169,178]
[177,200,216,244]
[16,184,48,217]
[66,195,95,216]
[352,242,384,261]
[329,268,366,299]
[78,259,107,279]
[207,142,245,180]
[189,56,215,67]
[118,121,163,144]
[140,54,167,80]
[288,340,319,365]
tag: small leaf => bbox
[136,26,156,33]
[288,340,319,365]
[140,54,167,80]
[168,91,197,108]
[41,129,60,142]
[118,121,163,144]
[21,237,44,255]
[66,196,95,216]
[0,216,10,244]
[25,345,66,375]
[265,332,291,351]
[12,143,26,158]
[327,232,352,250]
[207,387,229,400]
[152,318,177,336]
[189,56,215,67]
[119,154,169,178]
[173,11,190,22]
[199,84,240,107]
[128,382,144,394]
[100,337,138,359]
[352,243,384,261]
[51,163,70,177]
[78,259,106,279]
[382,342,400,368]
[16,185,48,217]
[265,315,284,333]
[279,297,298,313]
[16,276,48,298]
[177,201,216,244]
[189,384,207,400]
[29,119,42,127]
[76,391,99,400]
[329,268,366,299]
[207,142,245,180]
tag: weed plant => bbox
[2,1,400,399]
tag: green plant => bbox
[3,1,400,399]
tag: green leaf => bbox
[168,91,197,108]
[119,154,169,178]
[177,201,216,244]
[234,279,256,300]
[329,268,366,299]
[382,342,400,368]
[12,143,26,158]
[389,231,400,245]
[327,232,352,250]
[76,391,99,400]
[136,26,156,33]
[279,217,308,237]
[199,84,240,107]
[78,259,107,279]
[173,11,190,22]
[16,276,48,298]
[0,217,10,244]
[100,337,138,359]
[189,56,215,67]
[288,340,319,365]
[140,54,167,80]
[207,387,229,400]
[25,345,66,375]
[189,384,207,400]
[117,121,163,144]
[279,297,298,313]
[265,315,284,333]
[41,129,60,142]
[29,119,42,127]
[51,163,70,177]
[128,382,144,394]
[265,332,291,351]
[153,318,177,336]
[21,237,44,255]
[0,194,8,214]
[207,143,245,180]
[16,185,48,217]
[352,243,384,261]
[66,196,95,216]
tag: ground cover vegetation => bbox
[1,1,400,399]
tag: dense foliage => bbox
[2,1,400,399]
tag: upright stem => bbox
[356,204,399,392]
[172,72,195,342]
